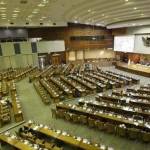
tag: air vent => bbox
[20,0,28,4]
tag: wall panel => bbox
[76,51,83,60]
[2,42,14,56]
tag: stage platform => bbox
[115,62,150,77]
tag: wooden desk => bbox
[56,104,150,132]
[115,62,150,77]
[70,76,96,91]
[79,101,150,118]
[50,77,73,96]
[60,76,86,94]
[25,124,102,150]
[77,74,105,92]
[97,95,150,108]
[10,85,23,122]
[40,78,59,99]
[0,134,34,150]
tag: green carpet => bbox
[1,67,150,150]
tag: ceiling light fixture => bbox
[0,1,6,5]
[88,9,91,12]
[0,7,6,9]
[74,20,78,23]
[38,3,45,7]
[13,10,20,13]
[32,11,38,14]
[42,0,49,4]
[134,7,137,10]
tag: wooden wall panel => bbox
[28,23,113,50]
[112,28,127,35]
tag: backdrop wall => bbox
[0,40,64,69]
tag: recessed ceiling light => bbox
[132,23,136,26]
[13,10,20,13]
[96,23,101,26]
[134,7,137,10]
[38,3,45,7]
[0,7,6,9]
[1,13,6,15]
[42,0,49,4]
[125,0,129,2]
[74,20,78,23]
[0,1,6,5]
[88,9,91,12]
[102,14,105,16]
[32,11,38,14]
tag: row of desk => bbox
[33,81,50,104]
[56,103,150,132]
[10,80,24,123]
[0,81,8,96]
[23,122,113,150]
[115,62,150,77]
[55,102,150,142]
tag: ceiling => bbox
[0,0,150,28]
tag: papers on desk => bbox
[33,126,39,130]
[78,98,84,102]
[11,135,16,139]
[122,106,129,111]
[108,147,114,150]
[100,144,106,150]
[76,137,82,141]
[56,130,61,134]
[134,122,139,126]
[62,131,67,136]
[126,98,130,103]
[4,132,10,136]
[128,118,133,121]
[83,138,89,144]
[72,105,76,109]
[144,123,150,129]
[44,125,48,129]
